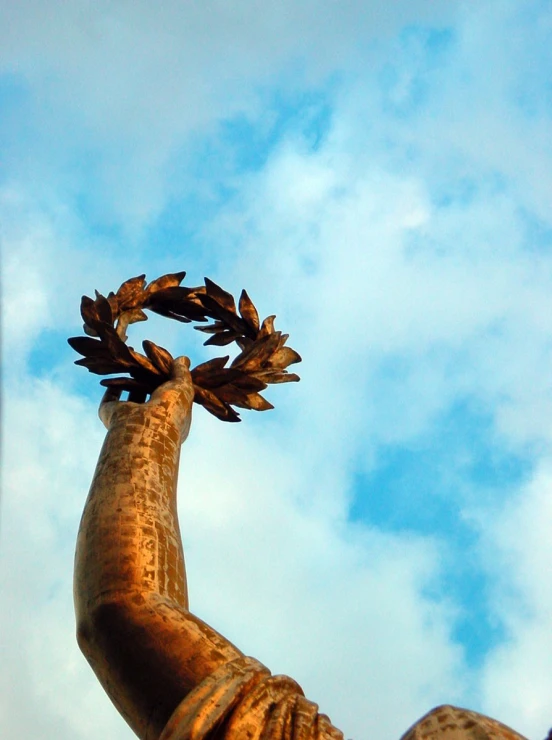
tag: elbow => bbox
[75,593,143,664]
[76,617,92,656]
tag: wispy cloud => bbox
[2,2,552,739]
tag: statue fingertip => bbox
[172,356,191,375]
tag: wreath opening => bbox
[68,271,301,422]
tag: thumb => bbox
[149,356,195,439]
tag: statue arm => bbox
[73,357,528,740]
[74,358,242,740]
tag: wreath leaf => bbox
[252,370,301,384]
[116,274,146,308]
[204,277,236,313]
[198,294,249,335]
[145,271,187,295]
[238,289,260,331]
[194,321,228,335]
[193,385,241,422]
[142,341,174,376]
[192,356,229,375]
[258,315,276,338]
[204,331,241,347]
[266,347,302,369]
[67,336,108,357]
[100,377,152,395]
[147,304,192,323]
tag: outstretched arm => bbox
[74,357,242,740]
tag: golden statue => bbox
[71,274,529,740]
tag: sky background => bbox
[2,1,552,738]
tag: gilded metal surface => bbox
[74,357,528,740]
[400,705,528,740]
[74,358,243,739]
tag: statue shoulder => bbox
[400,705,528,740]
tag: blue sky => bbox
[2,2,552,739]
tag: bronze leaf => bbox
[191,356,229,374]
[229,334,271,369]
[194,321,228,335]
[101,325,136,366]
[226,373,267,392]
[204,277,236,313]
[235,336,255,351]
[244,392,274,411]
[193,385,241,422]
[67,336,109,358]
[198,294,249,335]
[147,304,192,323]
[169,302,210,322]
[253,370,301,384]
[204,331,241,347]
[106,291,119,315]
[115,274,147,308]
[216,385,274,411]
[115,308,149,342]
[83,323,99,338]
[94,292,115,325]
[258,315,276,338]
[144,271,187,295]
[213,384,251,408]
[75,357,126,374]
[81,295,111,330]
[128,366,164,387]
[234,332,282,372]
[192,368,245,390]
[185,286,207,304]
[129,347,162,377]
[142,340,174,376]
[238,289,260,331]
[100,377,152,394]
[121,308,148,325]
[266,347,302,369]
[146,290,209,322]
[146,286,192,302]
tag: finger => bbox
[101,387,124,405]
[149,356,194,438]
[98,387,123,429]
[149,356,193,407]
[172,355,191,375]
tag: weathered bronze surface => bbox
[72,274,531,739]
[399,705,528,740]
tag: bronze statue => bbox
[71,273,529,740]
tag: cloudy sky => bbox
[2,1,552,738]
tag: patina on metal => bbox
[73,273,529,740]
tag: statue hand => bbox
[98,356,195,442]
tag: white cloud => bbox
[0,0,461,232]
[0,377,135,738]
[2,2,552,739]
[0,186,131,371]
[210,131,552,459]
[473,464,552,738]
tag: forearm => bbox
[74,401,187,619]
[74,384,242,739]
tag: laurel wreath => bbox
[67,272,301,422]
